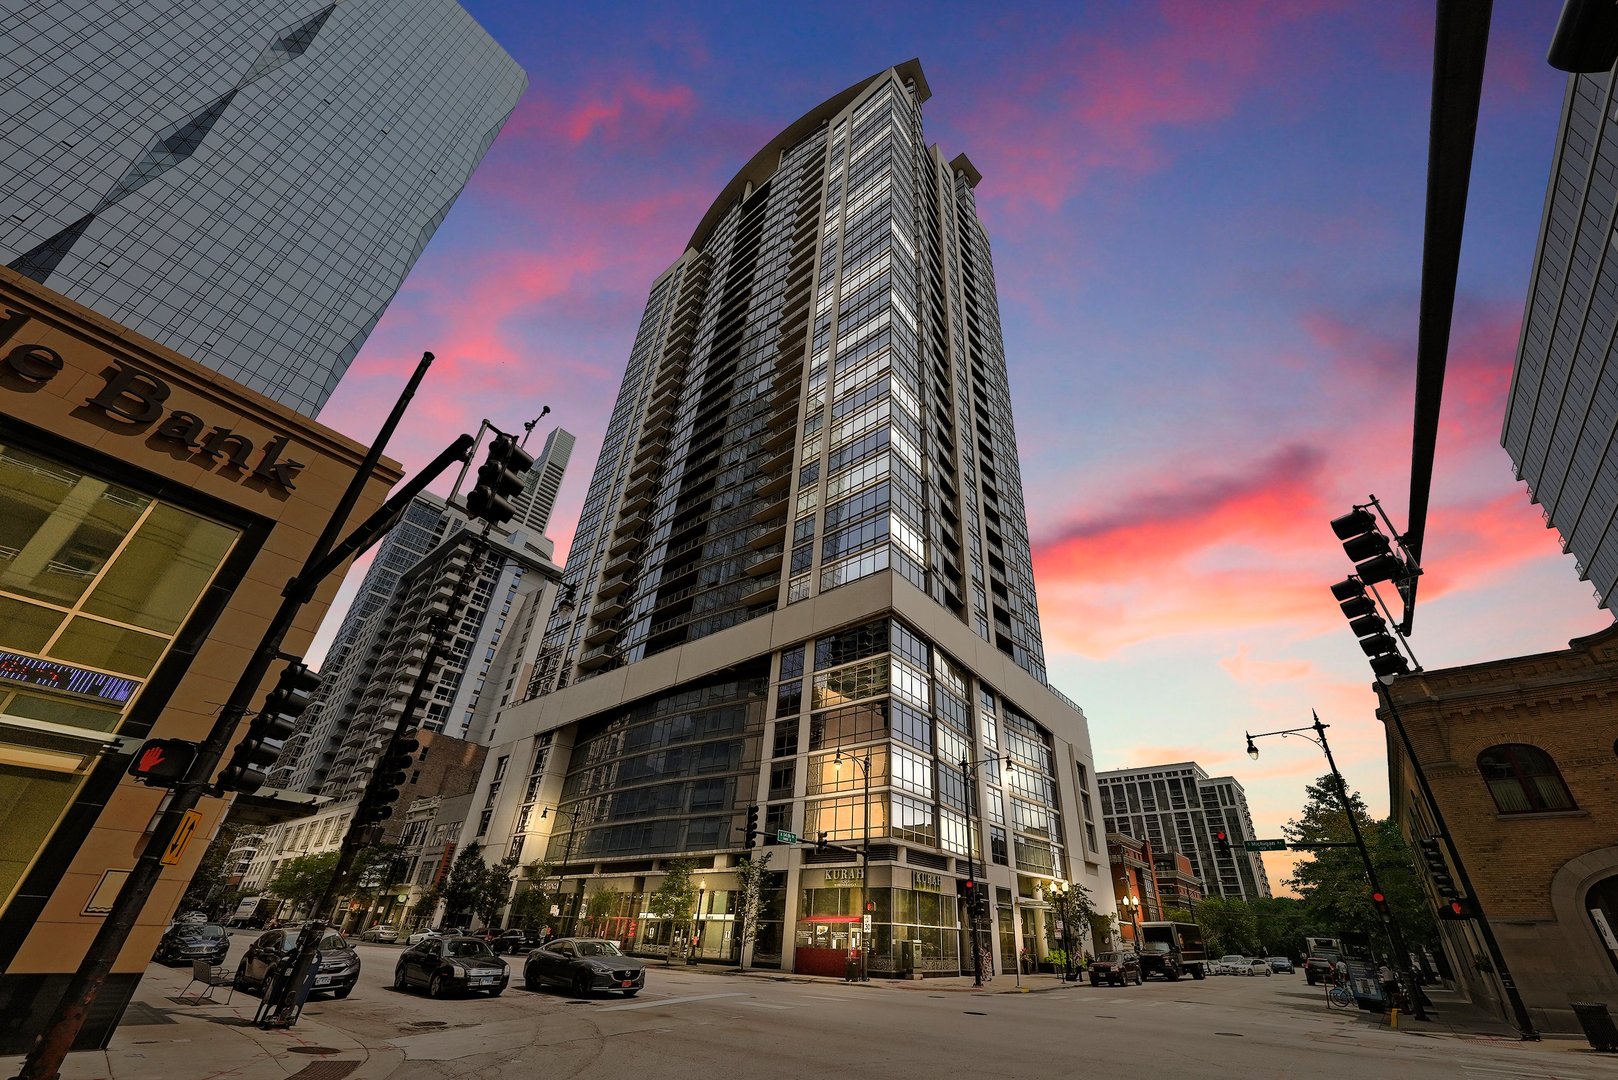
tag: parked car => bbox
[1246,958,1273,977]
[153,922,229,966]
[359,924,399,943]
[471,926,504,943]
[494,928,541,955]
[234,927,361,999]
[394,935,509,997]
[1266,956,1295,974]
[406,925,463,946]
[523,937,646,998]
[1303,955,1337,985]
[1087,951,1142,987]
[176,910,208,925]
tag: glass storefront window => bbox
[0,440,241,915]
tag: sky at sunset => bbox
[309,1,1614,891]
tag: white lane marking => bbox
[598,991,749,1012]
[735,1000,794,1010]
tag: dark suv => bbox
[1089,951,1143,986]
[153,922,229,966]
[234,927,361,999]
[1304,955,1337,985]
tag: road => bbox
[225,934,1609,1080]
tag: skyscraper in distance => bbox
[459,61,1113,977]
[0,0,525,415]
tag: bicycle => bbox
[1326,980,1353,1009]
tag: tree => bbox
[647,859,697,965]
[410,883,443,930]
[580,888,618,936]
[1195,896,1259,957]
[441,845,488,925]
[178,823,246,919]
[734,852,773,971]
[1282,774,1438,957]
[469,854,519,928]
[266,852,340,918]
[507,860,555,932]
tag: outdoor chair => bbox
[180,958,235,1005]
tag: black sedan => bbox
[234,927,361,999]
[523,938,645,998]
[394,936,509,997]
[153,922,229,966]
[493,928,541,955]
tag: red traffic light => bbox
[1372,891,1385,903]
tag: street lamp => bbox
[1118,886,1141,950]
[958,754,1015,988]
[1245,712,1426,1021]
[1048,880,1076,982]
[834,748,873,982]
[539,805,589,933]
[689,878,707,965]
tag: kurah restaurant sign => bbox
[0,307,304,491]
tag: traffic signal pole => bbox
[11,354,475,1080]
[1374,680,1538,1039]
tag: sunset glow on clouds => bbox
[312,1,1611,884]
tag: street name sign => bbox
[1244,839,1288,851]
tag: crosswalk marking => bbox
[598,992,748,1013]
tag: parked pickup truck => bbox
[1136,921,1208,980]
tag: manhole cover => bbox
[288,1046,342,1055]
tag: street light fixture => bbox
[958,754,1016,988]
[1244,712,1426,1022]
[1048,880,1076,982]
[690,878,707,965]
[539,805,590,933]
[834,748,873,982]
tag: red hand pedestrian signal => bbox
[127,738,197,786]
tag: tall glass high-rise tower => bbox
[463,61,1110,978]
[0,0,524,415]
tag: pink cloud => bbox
[1220,645,1318,685]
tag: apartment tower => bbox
[460,62,1111,978]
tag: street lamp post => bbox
[689,878,707,965]
[540,805,587,934]
[1049,880,1075,982]
[1245,712,1426,1021]
[834,749,872,982]
[1118,885,1141,951]
[957,754,1013,988]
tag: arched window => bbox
[1476,744,1576,814]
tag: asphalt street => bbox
[224,935,1615,1080]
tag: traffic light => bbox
[466,433,536,525]
[355,731,419,826]
[745,804,760,849]
[127,738,197,786]
[816,831,829,851]
[1330,508,1407,585]
[1215,829,1231,854]
[218,661,320,792]
[1330,577,1410,678]
[1371,890,1390,916]
[1417,838,1458,899]
[1438,896,1478,920]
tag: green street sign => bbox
[776,830,799,845]
[1244,839,1288,851]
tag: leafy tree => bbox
[266,852,340,918]
[441,845,488,925]
[1282,774,1438,958]
[410,883,443,929]
[473,854,520,928]
[734,852,773,971]
[580,888,618,936]
[1250,896,1311,960]
[508,860,555,932]
[1195,896,1259,957]
[1162,905,1194,924]
[647,859,697,965]
[178,823,245,919]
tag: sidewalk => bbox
[0,964,403,1080]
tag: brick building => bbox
[1380,622,1618,1034]
[1108,831,1162,944]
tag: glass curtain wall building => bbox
[463,61,1111,978]
[0,0,524,415]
